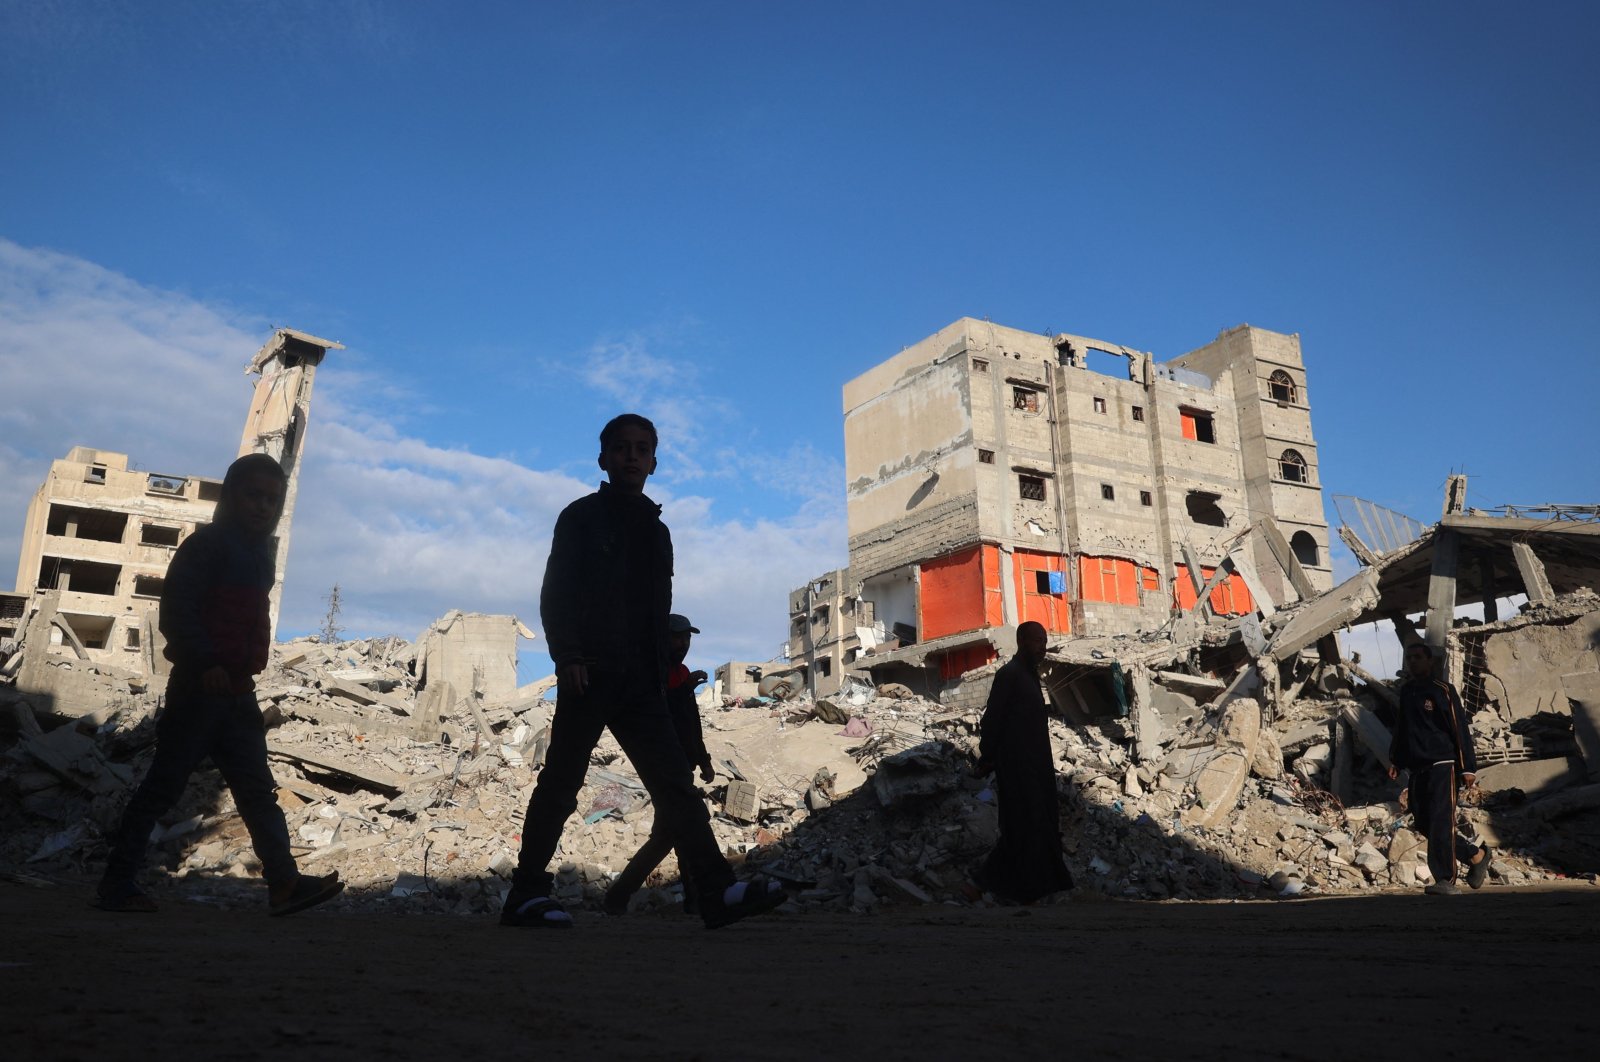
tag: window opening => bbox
[1185,491,1227,527]
[125,626,142,649]
[132,575,165,598]
[84,464,107,485]
[1012,388,1039,413]
[1291,530,1321,568]
[1019,475,1046,501]
[146,474,186,496]
[973,358,989,373]
[1268,370,1298,404]
[1140,490,1153,507]
[46,504,128,543]
[1092,396,1107,414]
[978,449,995,464]
[1179,408,1216,443]
[1131,405,1144,422]
[1034,570,1051,594]
[1100,483,1115,501]
[198,481,223,503]
[1277,448,1309,484]
[140,523,182,547]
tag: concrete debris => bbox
[7,585,1600,911]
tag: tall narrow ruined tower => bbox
[237,328,343,638]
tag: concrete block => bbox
[1476,757,1583,796]
[1184,751,1249,828]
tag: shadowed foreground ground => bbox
[3,882,1596,1060]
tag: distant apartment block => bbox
[786,318,1330,695]
[1,329,340,670]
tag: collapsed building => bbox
[785,318,1331,698]
[0,328,339,713]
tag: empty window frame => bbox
[973,358,989,373]
[131,575,165,598]
[1179,407,1216,443]
[978,448,995,464]
[146,474,186,496]
[46,504,128,543]
[140,523,182,547]
[817,657,832,677]
[1092,396,1107,414]
[1277,448,1309,484]
[84,464,107,485]
[1185,491,1227,527]
[1019,475,1046,501]
[1012,387,1040,413]
[1131,405,1144,422]
[125,626,141,650]
[197,481,223,503]
[1100,483,1116,501]
[1140,490,1153,507]
[1268,370,1298,404]
[1291,530,1321,568]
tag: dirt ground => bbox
[3,881,1597,1061]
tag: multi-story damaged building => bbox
[0,328,340,674]
[787,317,1330,695]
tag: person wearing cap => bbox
[604,612,715,914]
[500,414,786,929]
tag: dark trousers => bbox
[511,670,733,900]
[1409,762,1480,886]
[610,818,698,909]
[102,687,297,889]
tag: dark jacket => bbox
[1390,675,1476,774]
[159,521,274,690]
[666,664,711,771]
[978,656,1052,778]
[540,482,673,676]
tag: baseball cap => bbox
[667,614,700,634]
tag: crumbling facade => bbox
[789,318,1330,692]
[1,328,339,672]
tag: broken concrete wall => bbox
[414,611,527,702]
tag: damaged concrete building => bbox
[787,318,1331,695]
[0,328,339,704]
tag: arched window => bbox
[1291,530,1320,568]
[1277,448,1309,484]
[1268,370,1298,404]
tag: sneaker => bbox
[1465,847,1491,890]
[269,871,344,917]
[93,882,158,913]
[1424,882,1462,897]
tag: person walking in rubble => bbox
[500,414,786,929]
[1388,642,1491,896]
[603,612,716,915]
[974,621,1074,903]
[95,453,343,916]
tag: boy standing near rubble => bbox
[975,621,1074,903]
[604,612,715,915]
[501,414,785,929]
[1388,642,1491,896]
[96,453,343,916]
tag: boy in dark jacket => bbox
[604,612,715,915]
[501,415,784,930]
[1388,642,1491,895]
[975,621,1074,903]
[96,453,342,915]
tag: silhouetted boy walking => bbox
[96,453,342,916]
[501,414,784,929]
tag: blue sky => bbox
[3,1,1597,676]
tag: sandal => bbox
[500,893,574,929]
[269,872,345,917]
[702,876,787,930]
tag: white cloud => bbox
[0,239,844,673]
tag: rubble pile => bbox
[5,597,1597,914]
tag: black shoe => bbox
[702,877,787,930]
[603,888,630,917]
[1465,847,1491,890]
[1424,882,1462,896]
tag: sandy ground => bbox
[3,880,1597,1061]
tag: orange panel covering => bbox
[1173,565,1255,616]
[938,644,999,681]
[1013,549,1071,633]
[1077,556,1158,607]
[1180,412,1198,441]
[920,546,987,640]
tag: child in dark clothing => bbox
[96,453,342,916]
[604,613,715,915]
[500,414,785,930]
[1388,641,1491,895]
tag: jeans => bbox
[511,669,733,900]
[102,687,297,889]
